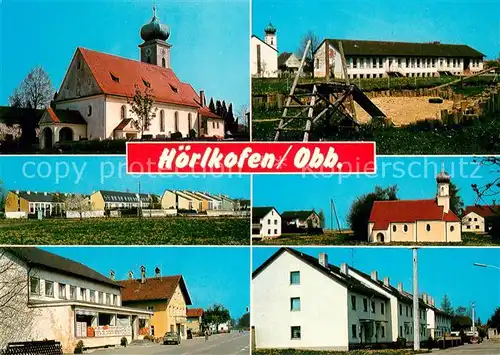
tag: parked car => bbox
[163,332,181,345]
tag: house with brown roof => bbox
[4,190,68,218]
[186,308,205,335]
[462,205,500,233]
[314,38,485,79]
[281,210,321,230]
[368,168,461,243]
[120,267,192,339]
[38,7,224,149]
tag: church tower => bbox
[264,22,277,50]
[139,7,171,68]
[436,163,451,213]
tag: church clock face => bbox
[145,48,152,56]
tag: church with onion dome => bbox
[251,23,278,78]
[37,7,225,149]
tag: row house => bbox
[252,248,392,351]
[160,190,236,212]
[252,207,282,240]
[423,294,452,339]
[120,267,192,339]
[90,190,152,210]
[4,190,77,218]
[462,205,499,233]
[0,248,152,353]
[314,39,484,79]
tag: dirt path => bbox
[355,96,455,125]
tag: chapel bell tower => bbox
[436,163,451,213]
[139,7,171,68]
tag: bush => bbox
[53,138,127,154]
[74,340,84,354]
[189,128,197,138]
[121,337,128,347]
[396,337,406,349]
[171,131,183,140]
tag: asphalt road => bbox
[90,332,250,355]
[433,341,500,355]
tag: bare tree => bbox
[236,104,249,131]
[65,195,94,220]
[128,84,158,140]
[9,67,54,109]
[297,30,319,76]
[471,157,500,203]
[0,249,39,349]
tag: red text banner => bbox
[126,142,376,174]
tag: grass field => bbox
[0,217,250,245]
[253,349,430,355]
[253,232,500,246]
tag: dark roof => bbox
[253,248,389,300]
[281,210,317,221]
[186,308,204,318]
[46,107,87,124]
[4,247,120,288]
[321,39,485,58]
[426,303,452,317]
[11,190,65,203]
[278,52,293,67]
[252,207,278,222]
[464,205,500,218]
[120,275,192,305]
[0,106,44,125]
[98,190,150,202]
[114,119,134,131]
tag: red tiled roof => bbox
[369,199,459,230]
[79,48,201,108]
[199,106,221,119]
[464,205,499,218]
[45,107,87,125]
[114,118,134,131]
[186,308,204,318]
[120,275,192,305]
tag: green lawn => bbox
[0,217,250,245]
[253,349,430,355]
[253,232,500,246]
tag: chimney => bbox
[383,277,390,287]
[318,253,328,267]
[423,293,428,304]
[15,190,19,194]
[430,296,434,306]
[155,266,161,278]
[44,192,48,196]
[200,90,205,106]
[110,270,115,280]
[140,265,146,284]
[370,270,378,281]
[128,270,134,280]
[27,191,31,195]
[340,263,348,275]
[397,282,403,292]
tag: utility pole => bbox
[471,302,475,337]
[412,247,420,350]
[138,181,142,218]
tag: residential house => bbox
[181,191,207,212]
[252,207,282,239]
[120,268,192,339]
[462,205,499,233]
[348,267,428,343]
[210,322,231,333]
[161,190,197,211]
[252,248,391,350]
[37,7,223,149]
[423,295,452,339]
[218,194,236,211]
[186,308,204,335]
[251,23,278,78]
[90,190,151,211]
[192,192,222,210]
[0,247,152,353]
[278,52,301,74]
[281,210,321,230]
[314,39,485,79]
[4,190,67,218]
[368,168,461,243]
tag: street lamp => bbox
[473,263,500,270]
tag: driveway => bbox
[89,331,250,355]
[433,340,500,355]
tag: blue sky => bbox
[0,0,250,109]
[253,156,498,229]
[0,156,250,198]
[253,247,500,322]
[253,0,499,59]
[43,246,250,319]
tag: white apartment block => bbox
[252,207,282,239]
[314,39,485,79]
[252,248,391,351]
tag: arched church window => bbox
[426,224,431,232]
[450,225,455,232]
[121,105,126,120]
[174,112,179,132]
[87,105,92,117]
[188,113,192,130]
[160,110,165,132]
[392,225,396,232]
[162,58,166,68]
[404,225,408,232]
